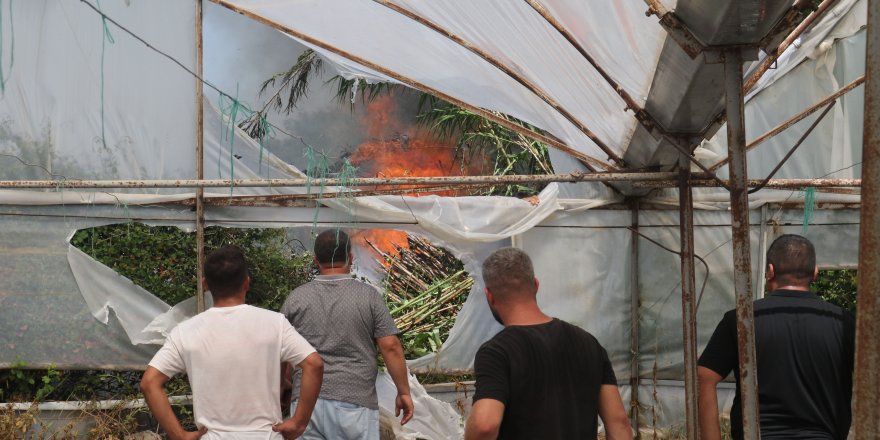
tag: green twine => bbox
[303,146,331,230]
[0,0,15,95]
[97,0,115,150]
[338,158,358,216]
[311,154,329,229]
[802,186,816,234]
[257,114,274,176]
[217,85,260,195]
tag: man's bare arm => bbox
[140,367,206,440]
[598,384,633,440]
[698,366,724,440]
[377,335,414,425]
[273,352,323,439]
[464,398,504,440]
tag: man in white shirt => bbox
[141,246,324,440]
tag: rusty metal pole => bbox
[854,0,880,437]
[723,49,761,440]
[629,200,641,438]
[195,0,206,313]
[678,154,700,440]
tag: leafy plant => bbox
[368,234,473,359]
[813,269,857,312]
[0,361,62,404]
[70,223,315,311]
[416,97,554,196]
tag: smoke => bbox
[203,3,487,184]
[203,3,366,170]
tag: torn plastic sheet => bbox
[68,245,211,346]
[326,183,562,244]
[376,372,463,439]
[68,245,171,346]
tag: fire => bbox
[351,229,409,263]
[347,95,485,259]
[348,95,485,197]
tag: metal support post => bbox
[629,200,641,438]
[854,0,880,436]
[195,0,206,313]
[678,154,700,440]
[723,49,761,440]
[757,205,769,299]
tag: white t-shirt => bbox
[149,304,316,436]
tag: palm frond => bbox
[240,49,324,140]
[415,101,555,196]
[326,75,398,108]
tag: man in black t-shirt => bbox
[464,248,632,440]
[698,234,855,440]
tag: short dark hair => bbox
[204,246,248,298]
[482,248,535,298]
[766,234,816,284]
[314,230,350,266]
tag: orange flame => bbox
[351,229,409,264]
[348,95,486,259]
[349,95,485,197]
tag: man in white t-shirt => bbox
[141,246,324,440]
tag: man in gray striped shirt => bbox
[281,230,413,440]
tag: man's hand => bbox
[395,393,414,425]
[173,427,208,440]
[272,419,307,440]
[377,335,415,425]
[141,367,207,440]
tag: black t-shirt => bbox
[472,318,617,440]
[698,290,855,440]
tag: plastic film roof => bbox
[216,0,673,168]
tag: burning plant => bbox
[365,233,473,358]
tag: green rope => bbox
[802,186,816,234]
[303,147,330,230]
[97,0,115,150]
[338,158,358,219]
[310,154,328,230]
[217,85,259,195]
[257,114,274,176]
[226,85,241,194]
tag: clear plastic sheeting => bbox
[70,244,214,346]
[745,0,865,97]
[376,373,463,439]
[331,185,563,244]
[635,381,736,431]
[68,245,171,346]
[218,0,671,165]
[702,0,866,184]
[0,0,196,187]
[0,204,191,367]
[515,224,633,379]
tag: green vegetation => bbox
[371,234,474,359]
[70,223,315,311]
[814,269,858,312]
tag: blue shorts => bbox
[291,398,379,440]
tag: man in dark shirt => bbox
[465,247,632,440]
[698,234,855,440]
